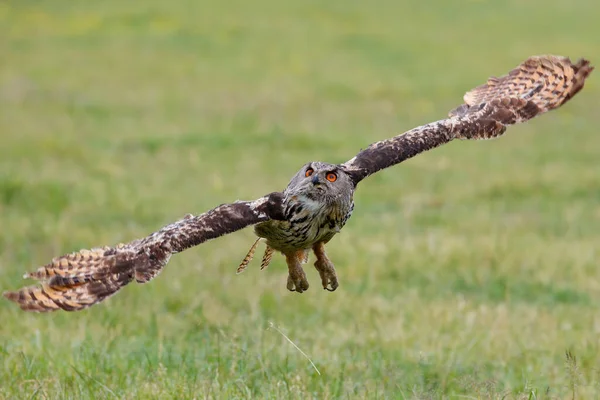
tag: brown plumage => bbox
[260,246,275,270]
[4,194,285,312]
[3,55,593,312]
[342,56,593,182]
[459,55,590,113]
[237,238,261,274]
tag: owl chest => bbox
[254,197,353,252]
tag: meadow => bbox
[0,0,599,398]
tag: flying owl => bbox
[3,55,593,312]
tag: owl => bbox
[4,55,593,312]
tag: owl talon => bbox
[287,274,309,293]
[286,275,295,291]
[323,276,339,292]
[285,251,310,293]
[319,270,339,292]
[312,242,339,293]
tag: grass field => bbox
[1,0,599,398]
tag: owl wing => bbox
[3,192,284,312]
[342,55,593,184]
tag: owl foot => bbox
[286,272,310,293]
[314,257,339,291]
[312,241,339,292]
[285,251,310,293]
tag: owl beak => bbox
[311,175,320,185]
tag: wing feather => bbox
[3,192,284,312]
[342,55,593,184]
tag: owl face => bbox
[286,161,354,202]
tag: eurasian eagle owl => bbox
[4,55,593,312]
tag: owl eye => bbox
[326,172,337,182]
[305,168,314,177]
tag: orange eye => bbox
[326,172,337,182]
[305,168,314,177]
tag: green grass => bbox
[0,0,599,398]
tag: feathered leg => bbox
[285,251,309,293]
[312,242,339,292]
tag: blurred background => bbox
[0,0,598,398]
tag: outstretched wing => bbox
[3,192,285,312]
[342,55,593,184]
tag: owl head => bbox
[285,161,355,202]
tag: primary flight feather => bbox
[4,55,593,312]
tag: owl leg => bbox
[312,242,339,292]
[284,251,310,293]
